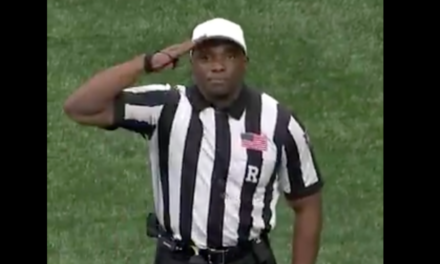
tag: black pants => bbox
[153,243,263,264]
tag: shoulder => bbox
[259,91,291,118]
[122,83,189,94]
[244,87,280,110]
[123,83,173,93]
[123,83,187,100]
[260,91,281,107]
[260,91,306,131]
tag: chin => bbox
[208,88,231,98]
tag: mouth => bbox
[208,78,227,84]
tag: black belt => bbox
[167,241,254,263]
[147,213,271,263]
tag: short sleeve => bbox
[278,115,323,200]
[105,84,179,138]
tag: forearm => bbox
[64,55,145,116]
[291,207,322,264]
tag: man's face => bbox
[191,38,247,99]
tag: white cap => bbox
[191,18,247,54]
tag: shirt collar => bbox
[186,84,249,119]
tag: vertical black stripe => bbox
[289,111,323,180]
[207,111,231,248]
[179,113,203,244]
[284,117,302,189]
[262,104,291,231]
[157,89,181,234]
[237,93,263,242]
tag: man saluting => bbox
[64,18,324,264]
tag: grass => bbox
[47,0,383,263]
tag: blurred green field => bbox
[47,0,383,263]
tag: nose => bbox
[210,60,226,72]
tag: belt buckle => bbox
[207,248,228,264]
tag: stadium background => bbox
[47,0,383,263]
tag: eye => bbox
[198,54,209,61]
[227,54,237,60]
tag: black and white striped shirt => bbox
[108,83,323,249]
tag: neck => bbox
[200,85,242,109]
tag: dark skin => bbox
[192,42,321,264]
[190,38,248,108]
[288,192,322,264]
[63,38,246,125]
[63,39,199,126]
[63,37,321,264]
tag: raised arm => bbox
[63,40,198,133]
[278,115,324,264]
[63,55,147,128]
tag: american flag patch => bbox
[240,132,268,151]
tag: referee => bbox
[64,18,323,264]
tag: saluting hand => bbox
[149,37,205,71]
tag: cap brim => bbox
[193,35,247,54]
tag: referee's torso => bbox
[112,83,322,249]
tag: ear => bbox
[241,56,248,69]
